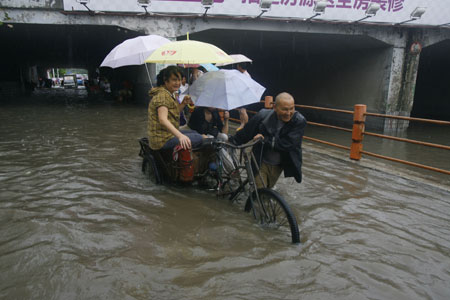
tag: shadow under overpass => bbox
[412,39,450,121]
[190,29,392,129]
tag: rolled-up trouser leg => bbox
[255,162,283,189]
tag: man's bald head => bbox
[275,92,294,105]
[274,92,296,123]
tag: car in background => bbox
[76,74,84,86]
[63,75,77,89]
[77,74,89,88]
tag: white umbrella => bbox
[100,35,171,86]
[216,54,253,67]
[189,69,265,110]
[100,35,171,68]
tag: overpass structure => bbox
[1,0,450,131]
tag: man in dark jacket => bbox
[231,92,306,188]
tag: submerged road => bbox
[0,88,449,299]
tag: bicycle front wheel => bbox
[246,188,300,244]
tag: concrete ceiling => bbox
[189,29,390,59]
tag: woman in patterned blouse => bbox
[147,66,202,150]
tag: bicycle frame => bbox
[213,139,274,224]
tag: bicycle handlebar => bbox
[214,137,263,150]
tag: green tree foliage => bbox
[1,11,12,26]
[58,69,67,77]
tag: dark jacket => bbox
[188,107,223,137]
[231,109,306,183]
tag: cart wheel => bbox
[245,188,300,244]
[143,154,161,184]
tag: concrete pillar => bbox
[23,65,37,95]
[384,37,422,133]
[30,66,38,84]
[397,41,422,127]
[384,46,406,132]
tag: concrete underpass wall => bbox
[255,47,391,130]
[0,57,22,98]
[412,40,450,121]
[191,29,392,130]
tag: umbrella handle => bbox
[141,53,153,88]
[144,63,153,88]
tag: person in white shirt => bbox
[179,73,189,96]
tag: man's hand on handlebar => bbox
[217,136,262,150]
[253,134,264,141]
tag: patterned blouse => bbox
[147,87,180,150]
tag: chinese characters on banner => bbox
[241,0,405,12]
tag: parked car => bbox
[76,74,84,86]
[63,75,77,89]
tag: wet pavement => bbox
[0,88,449,299]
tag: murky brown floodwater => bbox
[1,88,449,299]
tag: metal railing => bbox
[231,97,450,176]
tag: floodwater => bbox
[1,88,449,299]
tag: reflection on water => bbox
[0,89,449,299]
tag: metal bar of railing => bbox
[295,104,354,115]
[307,121,352,133]
[251,109,353,133]
[364,112,450,125]
[360,150,450,175]
[304,137,350,151]
[258,101,355,115]
[364,131,450,150]
[259,100,450,125]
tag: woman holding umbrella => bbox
[148,66,202,150]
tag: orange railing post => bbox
[264,96,273,109]
[350,104,367,160]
